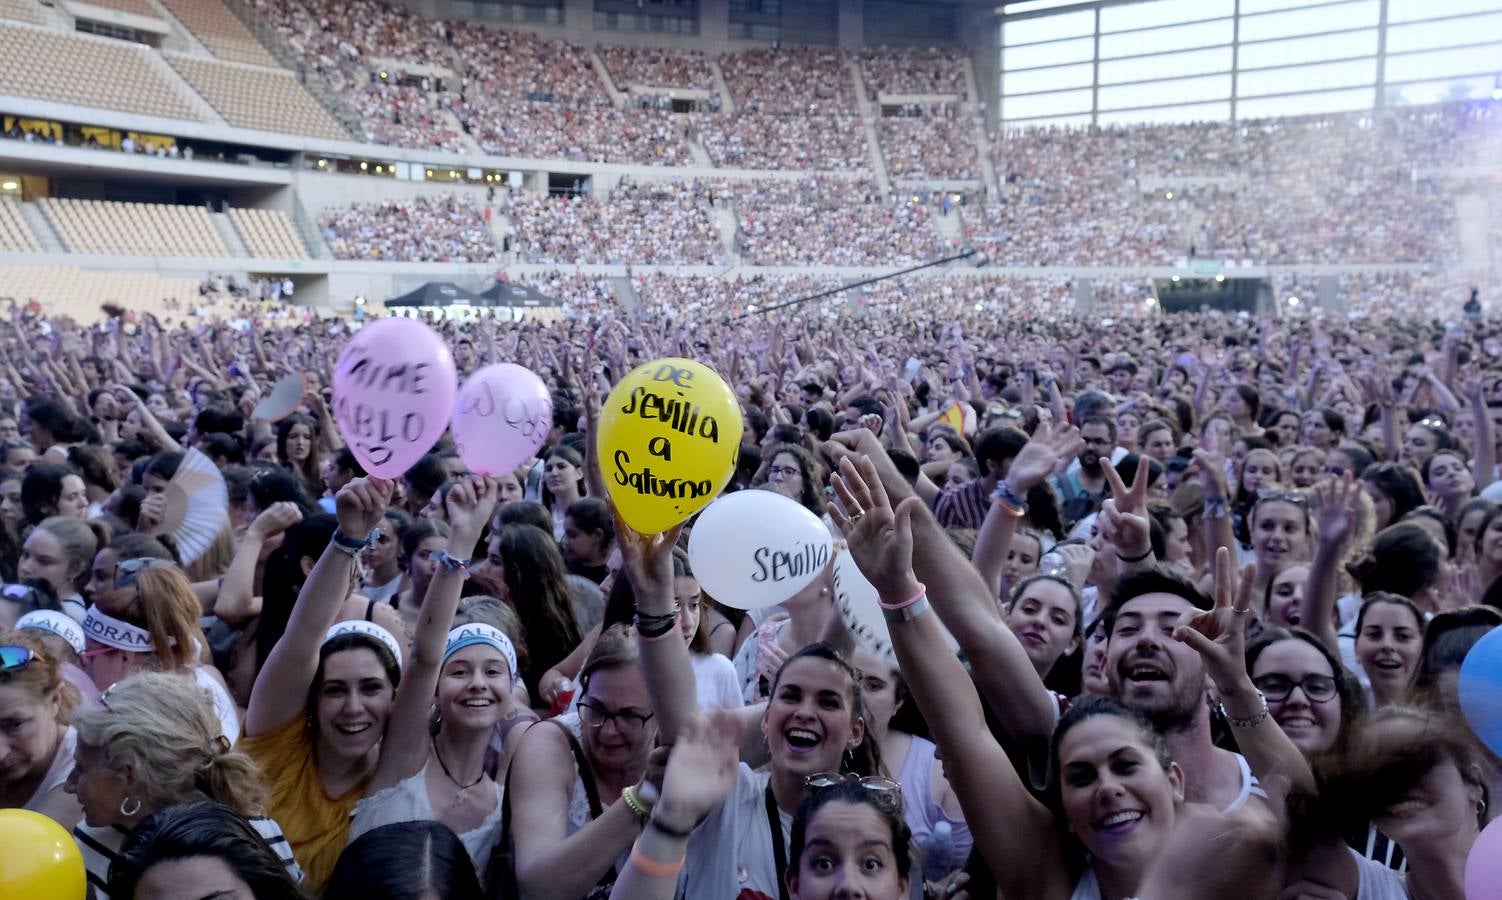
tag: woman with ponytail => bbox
[67,671,302,898]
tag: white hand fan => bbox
[147,447,229,566]
[252,373,307,421]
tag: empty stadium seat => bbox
[157,0,277,67]
[39,197,228,257]
[0,265,209,321]
[0,0,44,25]
[0,199,40,252]
[230,207,308,259]
[166,54,349,139]
[0,23,200,120]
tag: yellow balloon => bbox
[598,357,743,534]
[0,808,86,899]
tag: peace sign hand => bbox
[1173,549,1255,697]
[830,455,923,605]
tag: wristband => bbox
[432,550,470,574]
[1116,547,1153,564]
[882,594,930,624]
[1218,690,1269,729]
[1202,497,1229,519]
[991,481,1028,516]
[878,583,926,611]
[647,816,696,840]
[331,528,377,557]
[629,845,685,878]
[635,607,681,639]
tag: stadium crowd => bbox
[3,272,1502,900]
[320,194,498,263]
[733,177,948,267]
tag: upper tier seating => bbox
[0,23,200,120]
[158,0,278,67]
[167,55,349,139]
[0,199,39,252]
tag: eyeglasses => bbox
[804,773,903,809]
[768,465,800,479]
[1252,673,1338,703]
[577,700,653,735]
[1414,418,1447,431]
[114,557,168,589]
[0,645,35,670]
[1255,489,1308,507]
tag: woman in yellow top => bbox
[239,476,399,892]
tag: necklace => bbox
[431,737,484,807]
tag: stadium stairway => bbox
[928,200,963,247]
[17,202,62,253]
[849,60,893,195]
[609,275,640,315]
[1457,193,1490,271]
[145,0,214,58]
[140,49,228,125]
[973,118,999,196]
[686,131,714,167]
[210,210,250,257]
[437,108,483,154]
[589,51,628,108]
[217,0,364,139]
[710,199,738,263]
[708,60,735,115]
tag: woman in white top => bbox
[349,477,506,873]
[0,629,82,828]
[17,516,97,624]
[673,551,743,711]
[67,671,302,899]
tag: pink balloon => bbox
[1467,816,1502,898]
[332,318,456,479]
[451,364,553,476]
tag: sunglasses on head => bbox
[804,773,903,808]
[114,557,168,589]
[1255,489,1308,507]
[0,645,35,671]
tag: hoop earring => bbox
[119,796,142,818]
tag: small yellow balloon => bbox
[598,357,743,534]
[0,808,86,899]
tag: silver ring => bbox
[849,509,866,524]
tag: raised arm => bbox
[215,502,303,626]
[1175,551,1314,806]
[244,477,392,737]
[1304,474,1360,658]
[830,454,1071,900]
[619,517,697,745]
[1191,438,1237,570]
[972,423,1083,598]
[368,476,497,792]
[1468,376,1496,490]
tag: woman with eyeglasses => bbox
[0,630,82,828]
[346,477,505,875]
[67,671,303,897]
[762,443,826,516]
[497,624,664,900]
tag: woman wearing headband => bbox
[348,476,503,873]
[15,608,97,705]
[79,560,238,744]
[67,671,303,898]
[239,476,399,892]
[0,629,82,828]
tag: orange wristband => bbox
[630,844,685,878]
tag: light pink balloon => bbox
[1467,816,1502,899]
[332,318,456,479]
[451,363,553,476]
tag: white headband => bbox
[443,623,517,678]
[82,605,154,653]
[16,610,85,655]
[323,620,404,671]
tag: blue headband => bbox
[443,623,516,678]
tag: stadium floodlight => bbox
[998,0,1094,15]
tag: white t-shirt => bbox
[691,652,744,711]
[25,725,75,812]
[193,667,241,745]
[682,764,786,900]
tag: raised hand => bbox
[829,455,922,603]
[334,477,394,539]
[1311,473,1361,549]
[614,512,684,609]
[1173,550,1254,695]
[1190,433,1229,497]
[444,476,499,552]
[1005,421,1083,494]
[1102,451,1151,515]
[247,501,303,541]
[651,710,742,834]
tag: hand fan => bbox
[146,447,229,566]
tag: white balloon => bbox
[833,549,959,665]
[689,490,832,610]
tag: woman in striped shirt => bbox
[65,671,302,898]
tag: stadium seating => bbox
[859,47,969,99]
[0,265,207,320]
[880,113,979,181]
[166,55,349,139]
[598,45,715,92]
[0,0,43,25]
[72,0,162,21]
[0,24,200,121]
[719,46,856,114]
[157,0,278,67]
[693,113,870,171]
[230,208,308,260]
[40,198,227,257]
[0,199,39,252]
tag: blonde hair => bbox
[0,629,80,723]
[72,671,267,817]
[120,565,210,672]
[185,525,235,582]
[30,517,101,594]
